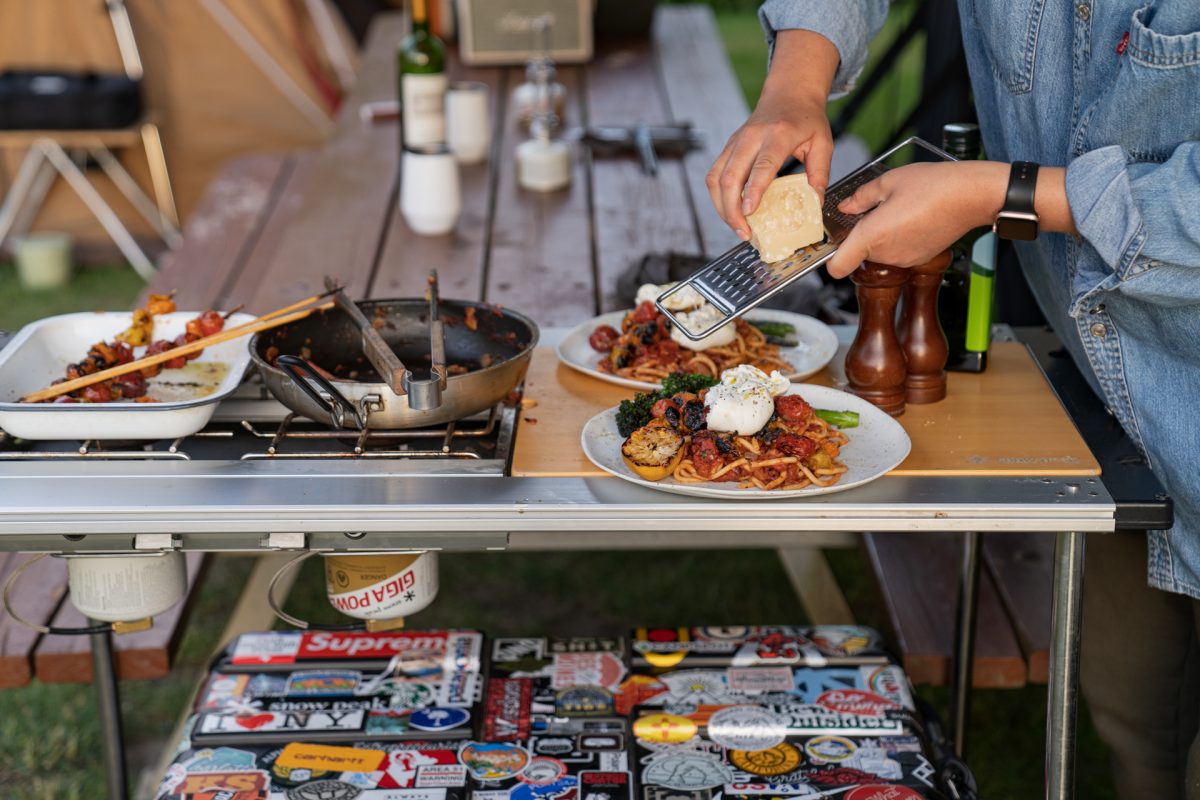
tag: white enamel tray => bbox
[0,311,255,441]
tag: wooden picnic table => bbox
[150,7,743,320]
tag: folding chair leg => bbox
[10,155,60,240]
[90,145,181,248]
[0,147,48,250]
[140,123,179,230]
[37,140,158,281]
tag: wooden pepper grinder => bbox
[846,261,910,416]
[897,249,952,404]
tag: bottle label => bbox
[403,72,448,146]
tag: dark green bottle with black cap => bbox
[940,122,995,372]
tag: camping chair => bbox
[0,0,180,280]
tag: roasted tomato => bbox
[621,422,685,481]
[588,324,620,352]
[690,430,726,479]
[197,310,225,337]
[80,383,114,403]
[650,398,678,419]
[631,300,659,325]
[774,433,817,460]
[775,394,814,424]
[113,372,147,399]
[174,333,202,361]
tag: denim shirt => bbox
[760,1,1200,598]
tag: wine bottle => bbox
[940,123,996,372]
[398,0,447,148]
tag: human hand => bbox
[824,160,1009,278]
[705,30,840,240]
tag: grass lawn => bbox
[0,3,1116,798]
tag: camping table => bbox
[0,9,1116,800]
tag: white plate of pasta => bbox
[557,307,838,391]
[580,384,910,499]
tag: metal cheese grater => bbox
[657,136,956,341]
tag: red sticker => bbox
[482,677,533,741]
[846,786,925,800]
[816,689,901,717]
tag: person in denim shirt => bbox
[708,1,1200,796]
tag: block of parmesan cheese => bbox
[746,174,825,263]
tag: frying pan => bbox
[249,298,538,429]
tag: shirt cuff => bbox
[1065,146,1147,280]
[758,0,873,96]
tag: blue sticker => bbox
[409,706,471,731]
[511,775,577,800]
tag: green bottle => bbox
[940,123,996,372]
[398,0,447,147]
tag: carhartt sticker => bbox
[276,742,386,773]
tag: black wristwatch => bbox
[993,161,1040,240]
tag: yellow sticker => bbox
[276,742,388,773]
[633,713,698,744]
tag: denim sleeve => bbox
[1066,143,1200,278]
[758,0,890,96]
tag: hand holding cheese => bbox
[745,174,825,263]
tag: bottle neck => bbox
[411,0,429,32]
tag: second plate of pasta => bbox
[580,384,911,499]
[557,308,839,391]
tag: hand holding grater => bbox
[657,136,956,341]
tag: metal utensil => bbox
[657,136,956,340]
[325,277,409,396]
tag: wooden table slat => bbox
[242,16,405,313]
[984,533,1055,683]
[33,554,205,684]
[0,554,67,688]
[217,151,319,309]
[587,40,703,313]
[864,532,1027,688]
[148,153,292,309]
[653,5,747,257]
[482,66,596,325]
[370,58,503,302]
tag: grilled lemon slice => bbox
[621,422,685,481]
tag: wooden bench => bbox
[864,532,1053,688]
[0,552,206,687]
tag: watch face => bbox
[995,213,1039,241]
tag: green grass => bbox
[0,263,145,331]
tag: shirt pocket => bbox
[1082,7,1200,162]
[968,0,1048,94]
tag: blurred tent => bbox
[0,0,359,258]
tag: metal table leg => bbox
[1046,530,1086,800]
[949,530,982,758]
[90,620,129,800]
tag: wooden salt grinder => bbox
[846,261,909,416]
[897,249,952,404]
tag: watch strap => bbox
[1004,161,1039,216]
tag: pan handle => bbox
[276,355,366,430]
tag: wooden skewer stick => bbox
[22,301,335,403]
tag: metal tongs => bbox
[324,275,447,410]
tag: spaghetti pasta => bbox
[590,302,792,382]
[620,382,851,492]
